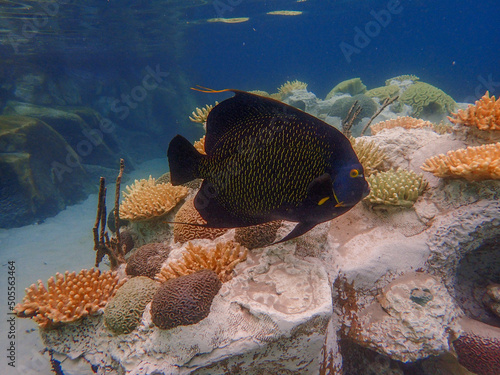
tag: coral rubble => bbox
[421,143,500,181]
[156,241,248,283]
[14,268,123,329]
[119,176,188,221]
[151,269,222,330]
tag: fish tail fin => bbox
[167,135,203,185]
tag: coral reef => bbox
[151,269,222,330]
[125,242,171,279]
[399,82,456,117]
[326,78,367,99]
[278,80,307,97]
[452,318,500,375]
[156,241,248,283]
[370,116,434,135]
[193,135,206,155]
[173,198,227,243]
[421,143,500,181]
[364,169,427,207]
[14,268,123,329]
[350,137,386,176]
[104,277,160,335]
[385,75,420,86]
[234,220,282,249]
[365,85,400,100]
[328,94,377,125]
[189,103,216,124]
[119,176,188,221]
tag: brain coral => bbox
[364,169,428,207]
[173,198,227,243]
[365,85,400,100]
[385,75,420,86]
[421,143,500,181]
[370,116,434,135]
[14,268,123,329]
[156,241,248,283]
[399,82,456,117]
[119,176,188,221]
[234,221,282,249]
[104,276,160,335]
[151,269,222,330]
[125,243,171,279]
[448,91,500,131]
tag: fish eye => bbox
[349,169,359,178]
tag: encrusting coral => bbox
[421,143,500,181]
[156,241,248,283]
[364,169,428,207]
[189,103,217,124]
[350,137,386,176]
[151,269,222,330]
[104,276,160,335]
[370,116,434,135]
[173,198,227,243]
[278,80,307,97]
[119,176,188,221]
[14,268,123,329]
[125,243,171,279]
[448,91,500,131]
[234,221,282,249]
[399,82,456,117]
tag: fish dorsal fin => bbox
[203,90,322,155]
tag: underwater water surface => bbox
[0,0,499,374]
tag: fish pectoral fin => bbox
[272,221,317,245]
[306,173,333,204]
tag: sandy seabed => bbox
[0,159,167,375]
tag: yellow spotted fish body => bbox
[168,90,369,243]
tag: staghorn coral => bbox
[400,82,456,117]
[421,143,500,181]
[364,169,428,207]
[156,241,248,283]
[365,85,400,100]
[126,243,171,279]
[234,221,282,249]
[193,135,206,155]
[14,268,123,329]
[151,269,222,330]
[278,80,308,97]
[370,116,434,135]
[189,103,217,124]
[326,78,367,99]
[448,91,500,131]
[119,176,188,221]
[385,75,420,86]
[173,198,227,243]
[350,137,386,176]
[104,276,160,335]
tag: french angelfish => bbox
[167,89,369,244]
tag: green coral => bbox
[326,78,367,99]
[366,85,400,100]
[385,75,420,86]
[399,82,456,117]
[364,169,427,207]
[328,94,377,125]
[104,276,160,334]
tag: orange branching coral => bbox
[119,176,189,221]
[421,142,500,181]
[173,198,227,243]
[370,116,433,135]
[448,92,500,131]
[14,268,124,329]
[194,135,206,155]
[156,241,248,283]
[189,103,217,124]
